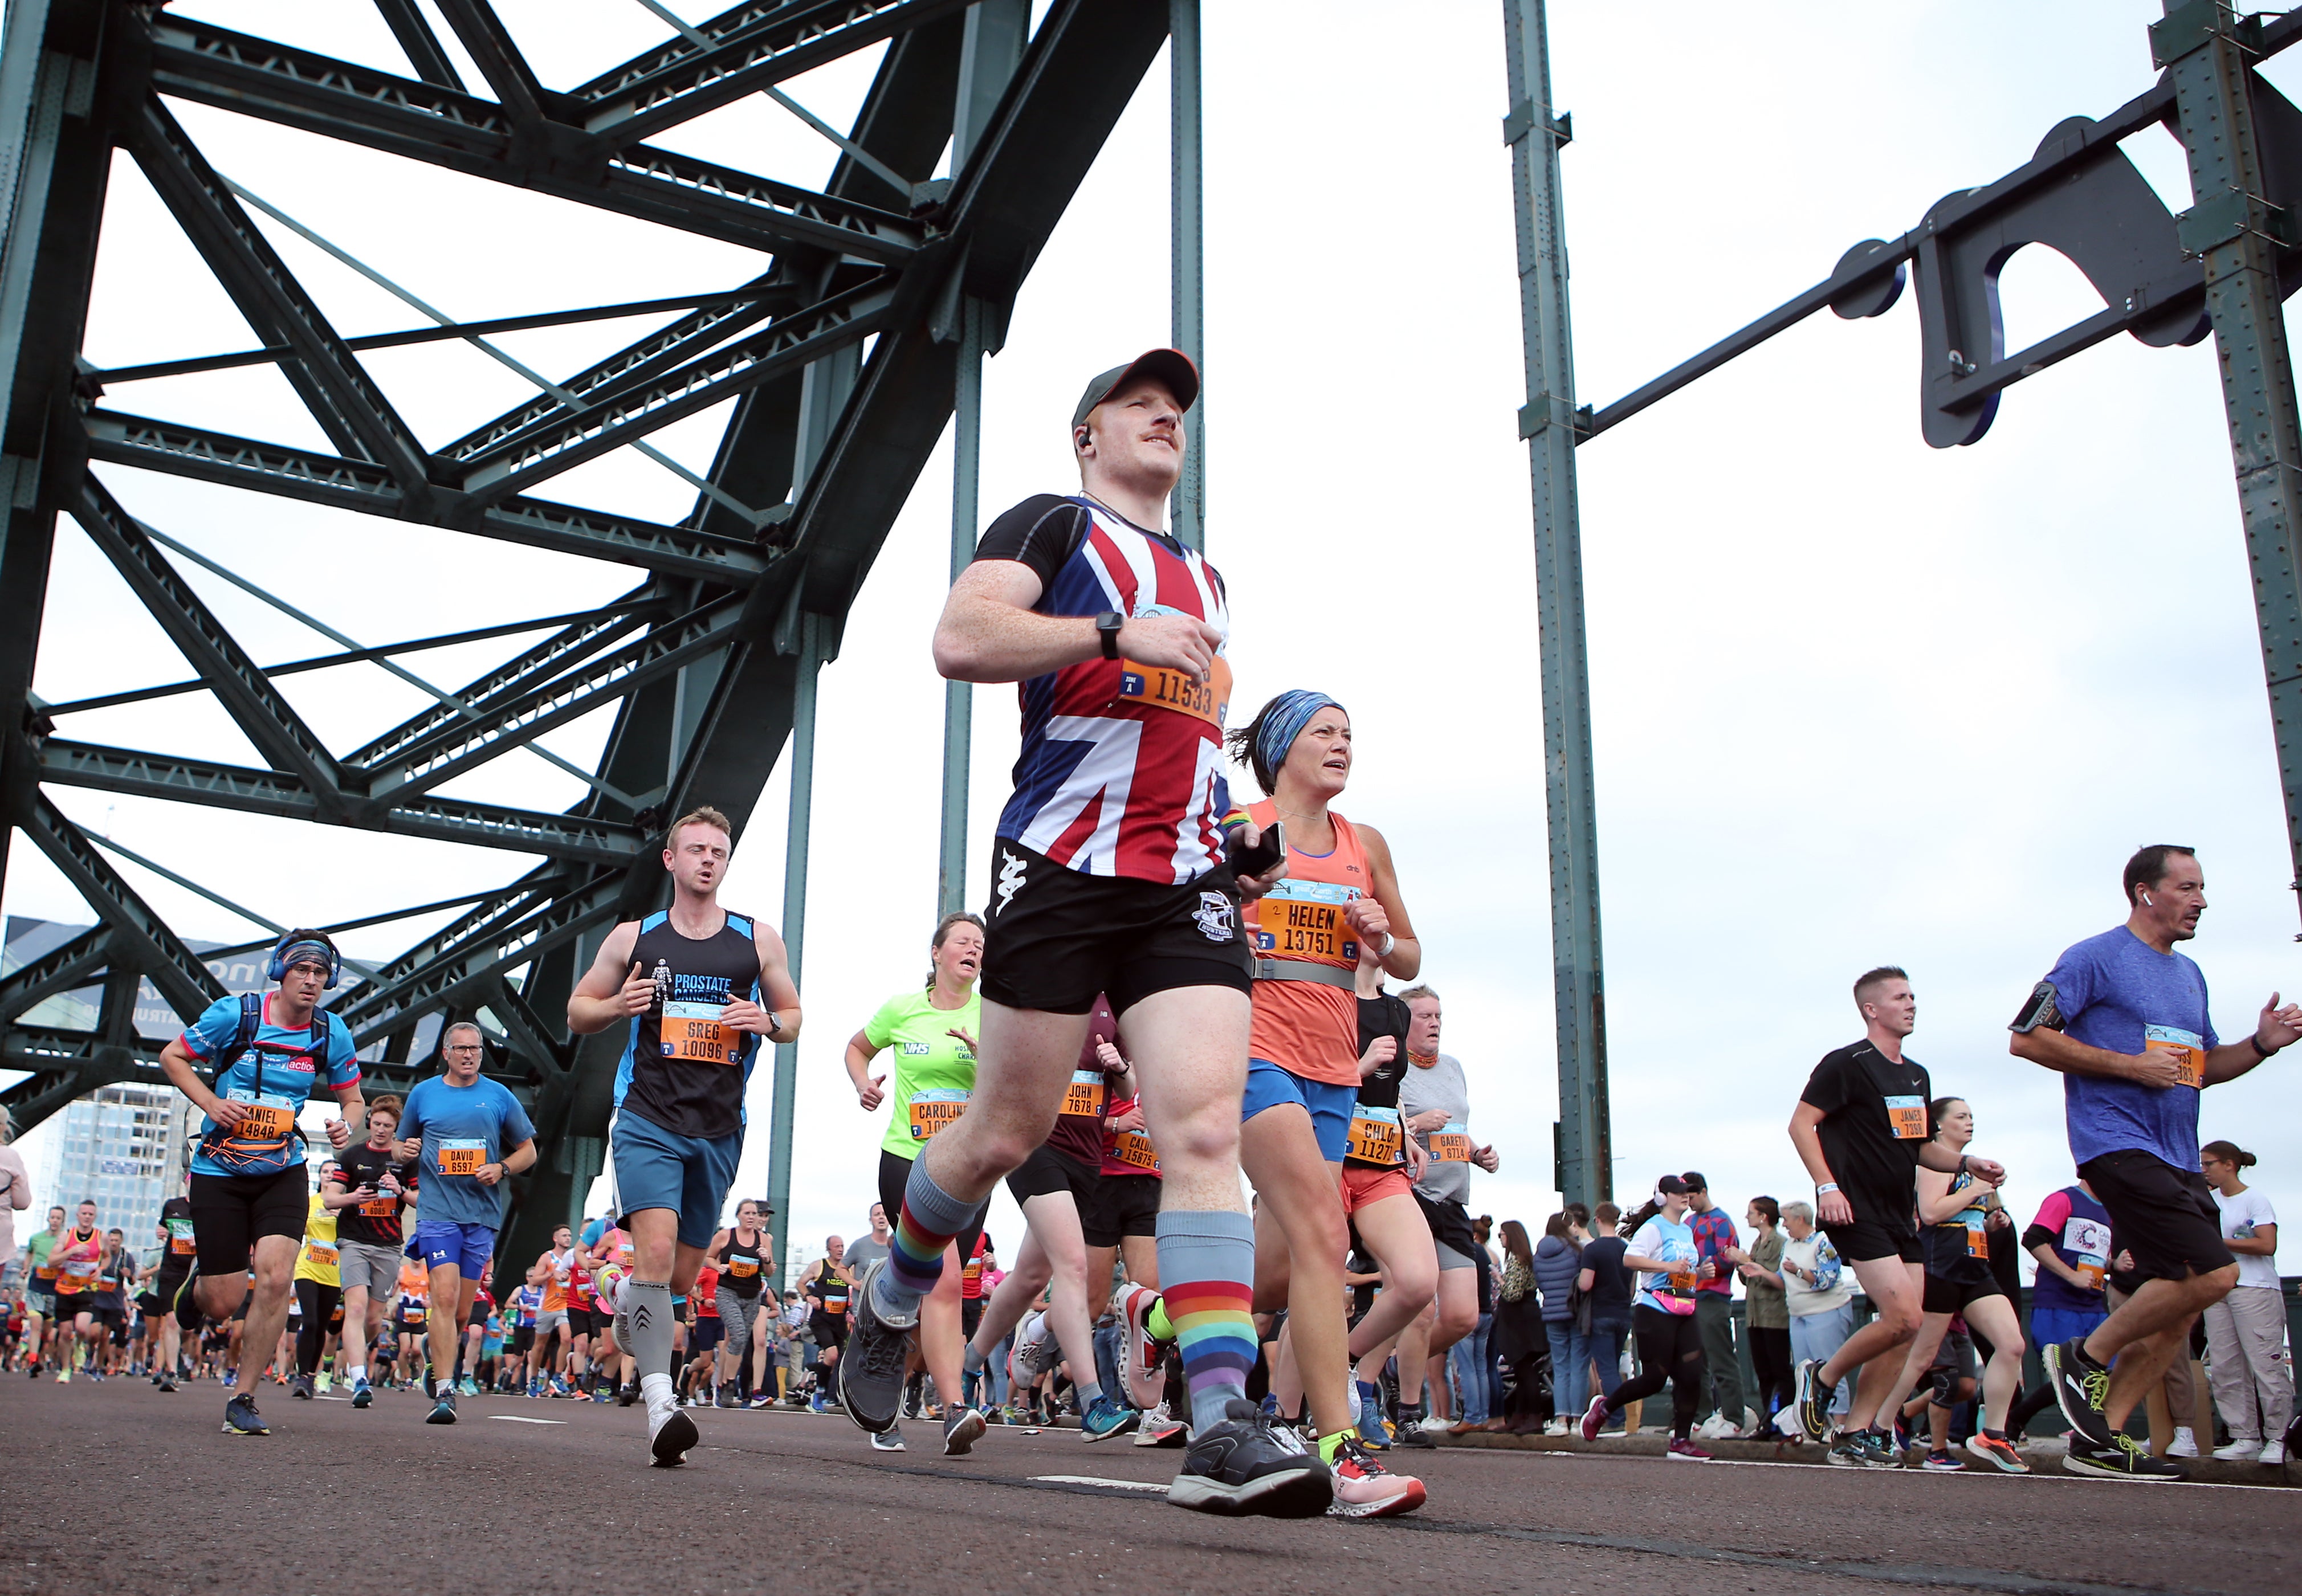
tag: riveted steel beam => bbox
[572,0,972,146]
[146,15,924,263]
[0,924,108,1024]
[83,411,770,582]
[455,274,900,503]
[33,738,649,865]
[128,95,431,491]
[17,792,226,1021]
[68,476,344,802]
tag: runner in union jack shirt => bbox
[836,351,1334,1518]
[981,490,1233,882]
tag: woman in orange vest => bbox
[1225,689,1427,1518]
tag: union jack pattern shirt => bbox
[975,495,1233,884]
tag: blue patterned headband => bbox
[1256,689,1342,780]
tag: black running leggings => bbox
[295,1279,341,1377]
[1748,1324,1794,1419]
[1604,1304,1706,1440]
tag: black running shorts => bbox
[189,1166,308,1273]
[135,1291,163,1317]
[977,840,1252,1015]
[1081,1170,1161,1249]
[1005,1143,1099,1208]
[564,1303,594,1338]
[877,1148,986,1270]
[1822,1185,1924,1267]
[2080,1148,2234,1284]
[1922,1271,2004,1315]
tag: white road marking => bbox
[1031,1475,1168,1492]
[488,1415,567,1425]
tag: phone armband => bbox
[2009,980,2065,1034]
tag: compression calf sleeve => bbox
[625,1280,676,1412]
[875,1159,984,1318]
[1154,1209,1259,1432]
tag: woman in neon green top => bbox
[844,911,984,1448]
[290,1175,341,1398]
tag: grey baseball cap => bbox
[1070,348,1200,430]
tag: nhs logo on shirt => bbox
[900,1042,931,1056]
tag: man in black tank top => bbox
[569,806,803,1467]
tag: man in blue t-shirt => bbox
[397,1021,536,1425]
[158,929,362,1436]
[2010,844,2299,1480]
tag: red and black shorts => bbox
[977,841,1251,1015]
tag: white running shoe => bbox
[2166,1427,2198,1459]
[2211,1437,2262,1461]
[2260,1440,2287,1467]
[1694,1414,1735,1441]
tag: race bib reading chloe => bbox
[908,1087,968,1141]
[437,1138,487,1177]
[2144,1024,2205,1089]
[1062,1070,1107,1119]
[1884,1095,1927,1140]
[1347,1104,1403,1166]
[1117,654,1232,728]
[661,1000,738,1066]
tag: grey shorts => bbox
[535,1309,567,1336]
[337,1239,403,1301]
[716,1285,762,1349]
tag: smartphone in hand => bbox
[1228,819,1285,877]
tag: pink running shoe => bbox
[1579,1392,1609,1443]
[1116,1283,1168,1411]
[1668,1437,1714,1461]
[1327,1435,1427,1519]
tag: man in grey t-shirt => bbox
[842,1202,893,1273]
[1392,986,1500,1438]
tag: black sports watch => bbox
[1095,610,1124,660]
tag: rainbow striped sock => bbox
[1153,1208,1258,1431]
[875,1154,979,1316]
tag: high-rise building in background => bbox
[36,1085,198,1254]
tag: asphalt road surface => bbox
[7,1379,2298,1596]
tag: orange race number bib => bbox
[661,1001,738,1066]
[1110,1129,1160,1173]
[166,1217,197,1256]
[908,1088,968,1142]
[1118,653,1232,728]
[1884,1095,1927,1140]
[726,1256,759,1279]
[227,1095,298,1140]
[1428,1122,1472,1162]
[359,1196,399,1217]
[1964,1222,1990,1260]
[1347,1105,1402,1166]
[1250,880,1358,963]
[1063,1070,1107,1119]
[2144,1024,2205,1089]
[437,1138,487,1177]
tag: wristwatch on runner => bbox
[1095,610,1124,659]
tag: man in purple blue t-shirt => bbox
[2009,843,2299,1480]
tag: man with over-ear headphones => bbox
[158,928,362,1436]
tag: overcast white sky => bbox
[6,1,2296,1281]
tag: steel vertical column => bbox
[1501,0,1608,1205]
[939,295,981,916]
[765,609,821,1252]
[1169,0,1204,552]
[2157,3,2302,921]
